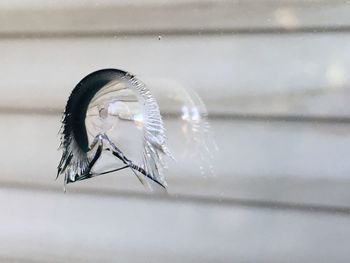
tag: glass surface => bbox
[0,1,350,262]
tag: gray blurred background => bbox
[0,0,350,262]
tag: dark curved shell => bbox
[61,69,128,152]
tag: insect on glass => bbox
[57,69,171,191]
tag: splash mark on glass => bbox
[57,69,171,191]
[177,87,218,177]
[153,81,218,177]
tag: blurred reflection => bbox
[151,80,217,177]
[274,7,299,30]
[326,63,348,88]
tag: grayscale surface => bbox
[0,0,350,262]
